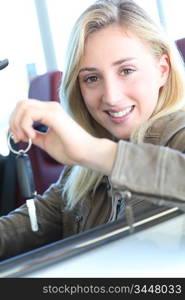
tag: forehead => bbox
[80,24,153,66]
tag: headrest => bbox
[176,38,185,62]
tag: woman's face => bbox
[78,24,169,139]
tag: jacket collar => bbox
[144,111,185,146]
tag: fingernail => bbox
[11,133,18,143]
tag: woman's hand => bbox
[9,99,117,174]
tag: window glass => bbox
[161,0,185,40]
[0,0,45,155]
[46,0,95,71]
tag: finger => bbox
[31,130,46,150]
[19,113,36,140]
[9,100,30,141]
[9,99,43,142]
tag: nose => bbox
[102,76,124,107]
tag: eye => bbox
[84,75,99,83]
[120,68,135,76]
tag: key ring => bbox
[7,133,32,155]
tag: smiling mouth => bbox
[107,105,134,117]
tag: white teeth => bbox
[108,106,133,117]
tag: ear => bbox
[158,54,170,87]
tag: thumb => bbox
[32,130,47,151]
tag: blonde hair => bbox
[60,0,185,209]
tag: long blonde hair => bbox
[60,0,185,209]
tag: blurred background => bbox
[0,0,185,156]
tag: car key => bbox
[7,134,38,231]
[16,152,38,231]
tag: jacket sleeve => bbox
[0,175,65,261]
[110,133,185,210]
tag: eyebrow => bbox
[78,57,136,74]
[112,57,136,66]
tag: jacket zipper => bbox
[107,176,135,233]
[75,215,83,233]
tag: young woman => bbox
[1,0,185,260]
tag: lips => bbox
[103,105,134,124]
[108,106,133,117]
[106,105,134,117]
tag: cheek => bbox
[131,72,160,102]
[80,87,91,108]
[129,78,159,119]
[81,88,100,111]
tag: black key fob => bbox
[16,153,36,199]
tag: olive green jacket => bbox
[1,111,185,260]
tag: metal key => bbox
[7,134,38,231]
[0,58,9,70]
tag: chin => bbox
[112,132,131,141]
